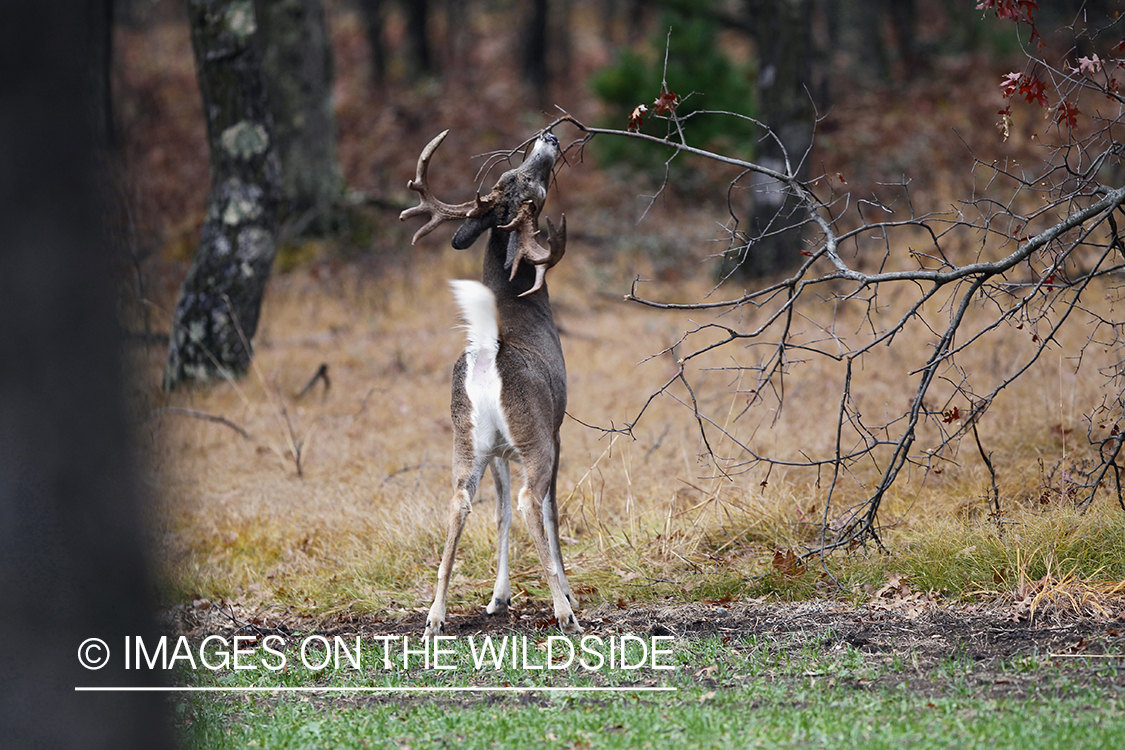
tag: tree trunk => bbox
[600,0,618,47]
[557,0,572,90]
[403,0,434,79]
[445,0,468,73]
[833,0,888,83]
[164,0,282,391]
[0,1,170,746]
[521,0,550,104]
[357,0,386,85]
[255,0,344,233]
[888,0,918,76]
[724,0,815,280]
[88,0,116,149]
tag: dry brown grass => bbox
[129,229,1125,621]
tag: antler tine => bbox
[400,130,494,245]
[544,214,566,268]
[499,202,566,297]
[521,215,566,298]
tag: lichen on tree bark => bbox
[164,0,282,391]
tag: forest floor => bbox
[164,596,1125,704]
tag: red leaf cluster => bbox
[653,88,679,115]
[977,0,1041,46]
[627,104,647,132]
[1000,71,1048,107]
[626,87,679,131]
[1055,99,1081,128]
[976,0,1038,24]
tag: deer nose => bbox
[540,132,559,148]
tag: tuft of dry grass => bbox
[836,500,1125,613]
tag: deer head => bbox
[400,130,565,296]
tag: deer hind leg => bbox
[517,451,581,634]
[542,433,575,608]
[425,453,488,639]
[486,457,513,615]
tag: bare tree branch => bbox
[541,9,1125,555]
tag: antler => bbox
[399,130,495,245]
[499,201,566,297]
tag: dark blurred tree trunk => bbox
[557,0,572,89]
[445,0,468,72]
[357,0,387,84]
[937,0,979,52]
[826,0,921,82]
[0,1,170,747]
[724,0,815,280]
[1040,0,1109,56]
[88,0,116,149]
[601,0,618,47]
[164,0,282,391]
[888,0,918,76]
[403,0,434,79]
[829,0,887,82]
[255,0,344,233]
[625,0,645,44]
[522,0,549,104]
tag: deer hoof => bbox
[486,597,510,615]
[558,612,582,634]
[423,618,445,639]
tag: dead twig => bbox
[296,362,330,400]
[146,407,255,442]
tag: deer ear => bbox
[452,216,489,250]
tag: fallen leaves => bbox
[772,549,806,579]
[867,573,939,619]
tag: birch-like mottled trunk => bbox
[255,0,343,232]
[164,0,282,391]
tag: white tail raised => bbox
[450,280,499,356]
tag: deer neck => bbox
[481,229,557,342]
[482,230,547,301]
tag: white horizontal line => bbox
[75,686,677,693]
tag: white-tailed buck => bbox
[400,130,579,636]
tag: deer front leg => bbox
[517,472,581,634]
[425,458,486,639]
[486,458,513,615]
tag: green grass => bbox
[172,633,1125,749]
[177,693,1125,750]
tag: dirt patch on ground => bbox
[166,598,1125,701]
